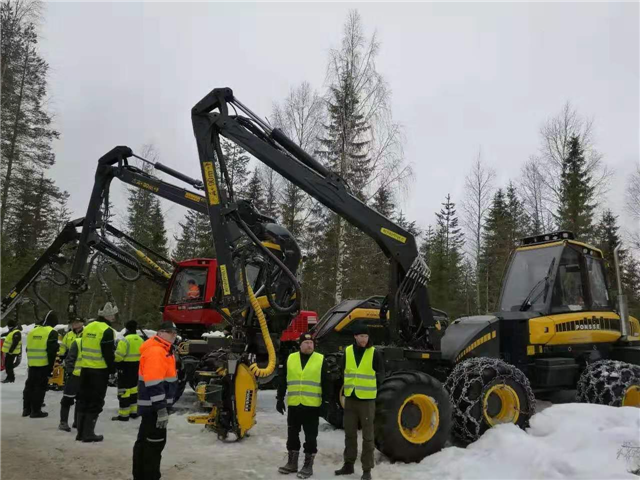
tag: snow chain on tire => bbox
[445,357,536,443]
[576,360,640,407]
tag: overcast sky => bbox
[39,2,639,250]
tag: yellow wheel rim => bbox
[622,385,640,407]
[397,394,440,444]
[483,384,520,426]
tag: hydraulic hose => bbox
[246,279,276,378]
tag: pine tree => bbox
[221,138,250,197]
[556,136,596,240]
[594,209,624,290]
[1,3,59,237]
[428,194,466,318]
[244,167,265,213]
[173,210,215,261]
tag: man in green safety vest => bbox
[22,310,59,418]
[277,332,328,479]
[59,333,83,432]
[112,320,144,422]
[75,302,117,442]
[2,319,23,383]
[335,322,385,480]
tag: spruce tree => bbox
[221,138,250,197]
[244,168,265,213]
[556,136,595,239]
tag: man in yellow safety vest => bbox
[59,334,83,432]
[22,310,59,418]
[276,332,328,479]
[112,320,144,421]
[335,322,385,480]
[75,302,117,442]
[2,319,23,383]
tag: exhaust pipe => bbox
[614,244,630,338]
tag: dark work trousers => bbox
[60,371,80,408]
[116,362,139,417]
[287,405,320,454]
[22,366,50,414]
[132,411,167,480]
[343,396,376,472]
[5,353,18,381]
[77,368,109,415]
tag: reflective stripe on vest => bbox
[73,338,83,377]
[343,345,377,400]
[2,329,22,354]
[286,351,324,407]
[82,321,110,369]
[27,326,54,367]
[117,334,144,362]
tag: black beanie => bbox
[125,320,138,332]
[298,332,314,344]
[43,310,58,327]
[351,321,369,336]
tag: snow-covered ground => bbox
[1,361,639,480]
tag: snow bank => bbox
[385,403,640,480]
[202,331,226,338]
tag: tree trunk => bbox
[1,45,30,237]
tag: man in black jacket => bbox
[335,322,385,480]
[276,332,329,479]
[22,310,59,418]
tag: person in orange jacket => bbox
[132,321,178,480]
[185,279,201,300]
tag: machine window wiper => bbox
[519,257,556,312]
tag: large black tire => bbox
[576,360,640,407]
[323,353,345,428]
[445,357,535,444]
[374,371,451,463]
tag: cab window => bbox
[551,247,586,313]
[168,268,207,304]
[586,256,610,309]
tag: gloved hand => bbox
[156,408,169,429]
[276,398,286,415]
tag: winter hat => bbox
[98,302,119,318]
[158,321,178,333]
[298,332,314,344]
[125,320,138,332]
[42,310,58,327]
[351,321,369,336]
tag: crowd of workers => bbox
[1,304,382,480]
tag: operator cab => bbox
[499,231,611,315]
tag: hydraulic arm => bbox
[190,88,435,347]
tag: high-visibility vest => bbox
[82,321,110,369]
[73,338,83,377]
[26,326,54,367]
[115,333,144,363]
[2,329,22,355]
[58,329,81,356]
[343,345,377,400]
[287,351,324,407]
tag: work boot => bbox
[30,411,48,418]
[75,413,86,441]
[22,409,31,417]
[81,413,104,442]
[297,454,315,479]
[361,471,372,480]
[59,403,71,431]
[111,415,129,422]
[334,464,355,476]
[278,451,300,474]
[2,377,15,383]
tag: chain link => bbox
[577,360,640,406]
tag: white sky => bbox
[39,2,639,250]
